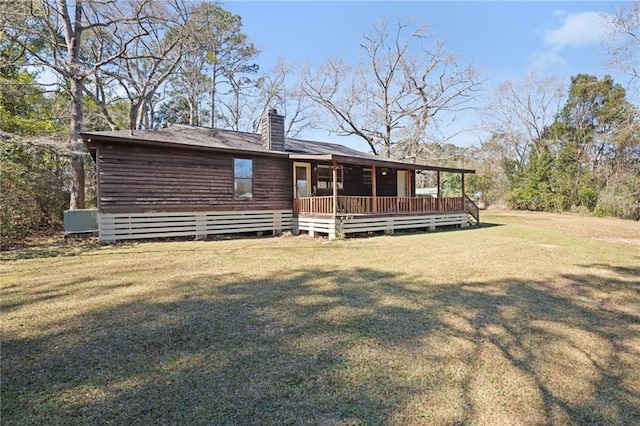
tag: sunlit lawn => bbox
[2,211,639,425]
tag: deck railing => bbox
[294,196,465,215]
[464,195,480,223]
[294,196,335,215]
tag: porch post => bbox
[437,171,441,211]
[408,170,412,212]
[461,172,466,212]
[372,165,377,213]
[332,160,338,217]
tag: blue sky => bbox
[223,1,632,149]
[225,1,626,81]
[34,1,633,150]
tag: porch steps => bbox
[464,196,480,225]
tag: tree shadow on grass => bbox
[578,263,640,283]
[2,266,639,425]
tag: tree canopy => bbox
[491,74,640,218]
[304,18,481,159]
[1,2,639,246]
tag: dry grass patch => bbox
[2,212,639,425]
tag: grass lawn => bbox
[2,211,639,425]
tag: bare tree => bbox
[1,0,165,209]
[157,2,258,129]
[604,1,640,85]
[304,17,481,158]
[167,43,209,126]
[217,53,259,131]
[96,0,192,130]
[247,59,316,138]
[249,60,287,132]
[484,73,565,168]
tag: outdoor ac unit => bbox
[64,209,98,234]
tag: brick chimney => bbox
[261,108,285,151]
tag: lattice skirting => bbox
[296,213,469,239]
[99,210,293,242]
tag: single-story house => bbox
[81,109,479,242]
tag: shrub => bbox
[593,173,640,220]
[0,138,70,247]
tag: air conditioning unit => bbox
[64,209,98,234]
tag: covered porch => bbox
[289,154,479,238]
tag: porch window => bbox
[317,165,343,190]
[363,168,372,186]
[234,158,253,198]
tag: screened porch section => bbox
[290,159,477,220]
[289,157,478,239]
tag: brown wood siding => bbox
[97,143,292,213]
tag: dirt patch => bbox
[591,236,640,247]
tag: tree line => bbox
[1,0,638,246]
[477,73,639,219]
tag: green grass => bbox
[2,211,639,425]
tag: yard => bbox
[2,211,639,425]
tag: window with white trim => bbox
[234,158,253,198]
[363,167,372,186]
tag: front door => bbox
[293,162,311,198]
[397,170,408,197]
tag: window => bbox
[363,168,372,186]
[316,165,343,190]
[234,158,253,198]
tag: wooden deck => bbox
[294,195,465,216]
[293,195,479,239]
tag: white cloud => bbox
[543,11,609,50]
[527,51,566,71]
[527,10,612,72]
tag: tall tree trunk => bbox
[209,68,216,128]
[60,0,86,210]
[214,75,216,129]
[234,86,240,130]
[129,100,137,130]
[69,77,85,210]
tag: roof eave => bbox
[81,132,289,158]
[288,153,475,174]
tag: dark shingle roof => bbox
[81,124,474,173]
